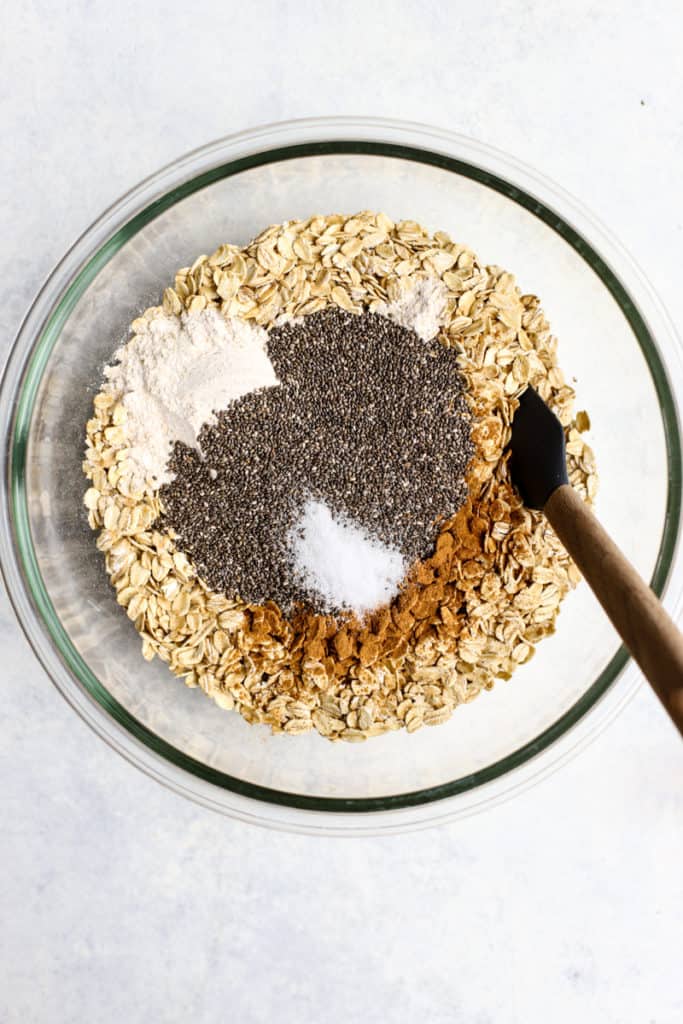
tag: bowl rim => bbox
[1,116,682,834]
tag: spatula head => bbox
[509,386,568,510]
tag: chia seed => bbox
[160,307,474,615]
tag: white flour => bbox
[104,307,279,486]
[288,499,407,616]
[379,275,448,341]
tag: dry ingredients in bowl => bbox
[160,306,474,613]
[83,212,597,741]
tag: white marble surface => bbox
[2,2,683,1021]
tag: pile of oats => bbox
[83,212,597,741]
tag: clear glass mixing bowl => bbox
[1,118,681,834]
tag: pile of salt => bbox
[288,499,407,617]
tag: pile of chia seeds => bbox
[160,307,474,614]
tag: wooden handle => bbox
[545,484,683,735]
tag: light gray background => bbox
[2,2,682,1022]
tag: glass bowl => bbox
[1,117,681,835]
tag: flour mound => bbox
[379,275,448,341]
[104,307,279,487]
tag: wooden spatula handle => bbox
[545,484,683,735]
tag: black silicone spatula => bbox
[509,386,683,735]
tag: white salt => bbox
[288,499,407,616]
[104,306,279,487]
[378,275,448,341]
